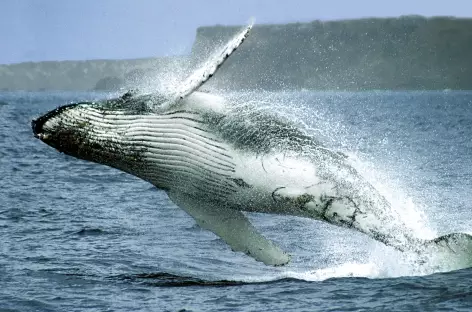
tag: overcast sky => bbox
[1,0,471,64]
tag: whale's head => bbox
[32,102,88,155]
[31,91,233,186]
[31,93,163,174]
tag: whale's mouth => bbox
[31,100,152,180]
[32,103,78,141]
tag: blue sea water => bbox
[1,90,472,311]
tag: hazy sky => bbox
[1,0,471,64]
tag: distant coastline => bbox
[1,16,471,92]
[0,57,187,92]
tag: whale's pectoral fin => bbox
[158,21,253,111]
[169,192,290,266]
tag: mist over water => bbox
[1,89,472,311]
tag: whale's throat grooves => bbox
[44,105,237,198]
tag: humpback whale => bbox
[32,22,472,270]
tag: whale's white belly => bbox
[126,111,329,218]
[226,151,329,215]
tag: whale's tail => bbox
[418,232,472,271]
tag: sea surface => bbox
[1,90,472,311]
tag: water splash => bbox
[222,90,457,279]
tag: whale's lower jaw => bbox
[32,104,139,172]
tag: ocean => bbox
[1,90,471,311]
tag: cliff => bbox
[1,16,471,91]
[0,56,187,91]
[193,16,472,91]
